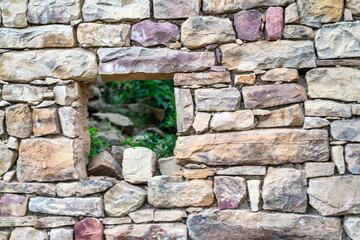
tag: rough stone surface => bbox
[153,0,200,19]
[352,104,360,115]
[247,180,261,211]
[0,145,17,177]
[192,113,211,134]
[29,197,104,217]
[261,68,299,82]
[104,182,146,217]
[234,73,256,85]
[343,217,360,240]
[122,147,157,184]
[98,47,215,81]
[315,21,360,59]
[35,217,76,228]
[74,218,103,240]
[331,146,346,175]
[105,223,187,240]
[129,209,154,223]
[82,0,150,22]
[0,194,28,217]
[59,107,79,138]
[88,151,121,178]
[174,72,230,86]
[0,216,37,227]
[285,3,299,23]
[345,144,360,174]
[154,210,187,222]
[308,176,360,216]
[158,157,181,176]
[181,16,235,49]
[234,10,262,41]
[56,179,113,197]
[148,176,214,208]
[305,100,352,117]
[303,117,330,129]
[2,84,48,104]
[348,0,360,15]
[243,84,307,109]
[175,88,194,134]
[305,162,335,178]
[53,83,79,106]
[298,0,344,24]
[0,231,10,240]
[257,104,304,128]
[265,7,284,41]
[17,137,87,182]
[220,41,316,72]
[93,112,133,134]
[1,0,27,28]
[214,176,247,209]
[306,68,360,102]
[210,110,255,131]
[283,25,315,39]
[0,49,98,82]
[331,120,360,142]
[101,217,132,225]
[216,166,266,176]
[194,88,241,112]
[131,20,179,47]
[78,23,131,47]
[9,227,47,240]
[32,108,60,136]
[175,129,329,166]
[5,104,32,138]
[187,210,342,240]
[49,228,73,240]
[0,182,56,197]
[27,0,80,24]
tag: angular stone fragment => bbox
[17,137,87,182]
[306,68,360,101]
[154,210,187,222]
[192,112,211,134]
[345,144,360,174]
[0,145,17,177]
[305,100,351,118]
[261,68,299,82]
[194,88,240,112]
[285,3,299,23]
[3,171,16,183]
[174,71,230,86]
[331,146,346,175]
[234,10,262,41]
[0,25,75,49]
[305,162,335,178]
[5,104,32,138]
[234,73,256,85]
[78,23,130,47]
[210,110,255,131]
[303,117,330,129]
[27,0,80,24]
[98,47,215,81]
[348,0,360,16]
[153,0,200,19]
[29,197,104,217]
[187,210,342,240]
[181,16,235,49]
[0,194,28,217]
[308,176,360,216]
[131,20,179,47]
[9,227,47,240]
[129,209,154,223]
[331,120,360,142]
[343,217,360,240]
[88,151,122,178]
[158,157,181,176]
[257,104,304,128]
[175,129,329,166]
[122,147,157,184]
[105,223,187,240]
[35,217,76,228]
[0,49,98,82]
[220,41,316,72]
[0,217,37,227]
[58,107,79,138]
[217,166,266,176]
[1,0,27,28]
[104,182,146,217]
[175,88,194,134]
[74,218,103,240]
[56,179,113,197]
[0,182,56,197]
[2,85,49,104]
[82,0,150,22]
[265,7,284,41]
[214,176,247,209]
[148,176,214,208]
[283,25,314,39]
[247,180,261,211]
[33,108,60,136]
[297,0,344,24]
[243,84,307,109]
[53,83,79,106]
[49,228,73,240]
[352,104,360,115]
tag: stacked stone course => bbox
[0,0,360,239]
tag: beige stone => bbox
[285,3,299,23]
[175,129,329,166]
[87,151,122,178]
[331,146,346,175]
[3,170,16,182]
[35,217,76,228]
[101,217,132,225]
[352,104,360,115]
[0,181,56,197]
[0,216,37,227]
[303,117,330,129]
[154,210,187,222]
[192,112,211,134]
[0,49,98,83]
[234,73,256,85]
[5,104,32,138]
[181,169,215,179]
[305,162,335,178]
[129,209,154,223]
[175,88,194,134]
[0,25,75,49]
[0,145,17,177]
[53,83,79,106]
[220,41,316,72]
[2,85,48,104]
[343,217,360,240]
[148,176,214,208]
[56,179,113,197]
[17,137,87,182]
[247,180,261,212]
[261,68,299,82]
[216,166,266,176]
[283,25,314,39]
[9,227,47,240]
[153,0,200,19]
[122,147,157,184]
[210,110,255,131]
[297,0,344,24]
[0,194,28,217]
[77,23,131,47]
[58,107,79,138]
[0,231,10,240]
[194,88,241,112]
[32,109,60,136]
[158,156,181,176]
[7,137,19,150]
[257,104,304,128]
[1,0,27,28]
[181,16,235,49]
[348,0,360,15]
[174,72,231,87]
[345,144,360,174]
[305,100,351,117]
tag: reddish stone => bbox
[234,10,262,41]
[265,7,284,41]
[74,218,103,240]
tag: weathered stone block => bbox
[285,3,299,23]
[175,129,329,166]
[56,179,113,197]
[87,151,122,178]
[331,146,346,175]
[0,145,17,177]
[0,216,37,227]
[194,88,241,112]
[257,104,304,128]
[305,100,352,117]
[49,228,73,240]
[0,182,56,197]
[9,227,47,240]
[53,83,79,106]
[175,88,194,134]
[129,209,154,223]
[297,0,344,24]
[35,217,76,228]
[247,180,261,211]
[303,117,330,129]
[0,194,28,217]
[32,108,60,136]
[5,104,32,138]
[348,0,360,16]
[214,176,247,209]
[158,156,181,176]
[1,0,27,28]
[74,218,103,240]
[345,144,360,174]
[174,71,231,86]
[210,110,255,131]
[283,25,314,39]
[98,47,215,81]
[153,0,200,19]
[344,217,360,240]
[265,7,284,41]
[234,73,256,85]
[58,107,79,138]
[331,119,360,142]
[0,111,4,136]
[2,85,48,104]
[154,210,187,222]
[234,10,262,41]
[305,162,335,178]
[217,166,266,176]
[261,68,299,82]
[220,41,316,72]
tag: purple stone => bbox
[131,20,180,47]
[234,10,262,41]
[265,7,284,41]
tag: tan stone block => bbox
[257,104,304,128]
[1,0,27,28]
[5,104,32,138]
[305,162,335,178]
[33,108,60,136]
[174,72,231,87]
[234,73,256,85]
[298,0,343,24]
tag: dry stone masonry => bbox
[0,0,359,239]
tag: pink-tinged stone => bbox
[265,7,284,41]
[234,10,262,41]
[74,218,103,240]
[131,20,180,47]
[214,177,247,210]
[0,194,28,217]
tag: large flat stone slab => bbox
[0,49,98,82]
[98,47,215,81]
[175,129,329,166]
[220,41,316,72]
[187,210,342,240]
[306,68,360,102]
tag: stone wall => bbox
[0,0,360,239]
